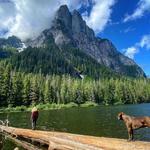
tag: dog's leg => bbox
[130,128,134,141]
[127,127,133,141]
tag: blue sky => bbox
[0,0,150,76]
[96,0,150,76]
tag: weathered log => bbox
[0,125,150,150]
[6,134,42,150]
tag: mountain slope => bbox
[7,34,116,78]
[27,5,145,77]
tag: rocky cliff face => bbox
[0,36,22,48]
[27,5,145,77]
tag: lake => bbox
[1,103,150,149]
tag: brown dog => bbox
[118,112,150,141]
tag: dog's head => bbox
[118,112,125,120]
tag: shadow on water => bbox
[1,103,150,149]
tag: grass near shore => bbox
[0,101,98,113]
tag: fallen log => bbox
[5,134,43,150]
[0,125,150,150]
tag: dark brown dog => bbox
[118,112,150,141]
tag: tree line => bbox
[0,63,150,107]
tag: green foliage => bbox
[80,101,98,107]
[0,47,18,59]
[0,63,150,108]
[3,45,117,79]
[122,65,145,78]
[1,105,27,112]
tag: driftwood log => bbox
[0,125,150,150]
[5,134,43,150]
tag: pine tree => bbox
[1,64,12,106]
[23,75,31,105]
[30,77,39,105]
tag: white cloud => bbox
[0,0,82,40]
[139,35,150,49]
[82,0,116,33]
[124,34,150,59]
[0,0,116,40]
[123,27,135,33]
[124,46,139,59]
[0,1,16,30]
[124,0,150,22]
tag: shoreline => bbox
[0,101,98,113]
[0,102,147,113]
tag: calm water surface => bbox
[1,103,150,149]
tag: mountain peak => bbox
[58,5,69,11]
[56,5,70,19]
[72,9,81,16]
[26,5,146,77]
[54,5,72,31]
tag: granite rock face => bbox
[0,36,22,48]
[27,5,146,77]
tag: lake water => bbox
[1,103,150,149]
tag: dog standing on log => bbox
[31,107,39,130]
[118,112,150,141]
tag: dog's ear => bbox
[118,112,124,120]
[121,112,124,115]
[118,112,124,116]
